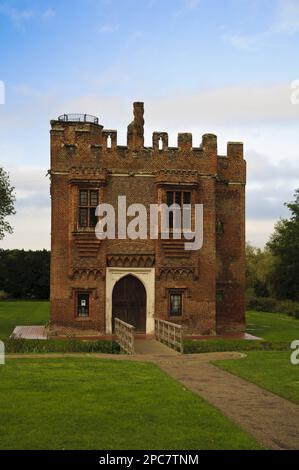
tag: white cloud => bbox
[1,82,299,249]
[274,0,299,33]
[0,207,50,250]
[225,0,299,51]
[246,219,277,248]
[0,166,50,250]
[98,24,119,33]
[184,0,201,9]
[42,9,55,19]
[146,83,299,128]
[0,3,55,29]
[225,32,268,51]
[0,4,34,25]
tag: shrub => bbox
[184,339,289,354]
[246,296,299,318]
[4,337,121,354]
[276,300,299,318]
[0,290,9,300]
[246,296,277,312]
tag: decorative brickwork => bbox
[50,102,246,335]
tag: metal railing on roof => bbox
[58,114,99,124]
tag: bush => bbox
[276,300,299,318]
[184,339,289,354]
[246,296,277,312]
[4,337,121,354]
[0,290,9,300]
[246,296,299,318]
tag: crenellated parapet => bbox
[102,130,117,150]
[217,142,246,184]
[50,103,246,183]
[153,132,168,152]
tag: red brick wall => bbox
[50,104,246,335]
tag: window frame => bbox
[168,289,184,318]
[78,189,99,229]
[76,292,90,318]
[165,189,192,232]
[216,221,225,235]
[216,290,224,302]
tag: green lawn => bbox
[0,301,49,339]
[214,351,299,405]
[246,310,299,342]
[185,310,299,353]
[0,358,261,450]
[212,311,299,406]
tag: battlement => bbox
[51,103,243,156]
[51,102,245,182]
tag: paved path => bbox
[154,355,299,450]
[11,326,47,340]
[6,350,299,450]
[134,339,178,356]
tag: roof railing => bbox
[58,114,99,124]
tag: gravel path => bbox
[154,355,299,450]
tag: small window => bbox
[169,290,183,317]
[216,221,224,235]
[78,189,99,228]
[77,293,90,317]
[216,291,224,302]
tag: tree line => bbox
[246,189,299,316]
[0,250,50,300]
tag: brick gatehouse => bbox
[50,102,246,335]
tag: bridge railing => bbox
[115,318,135,355]
[154,318,184,354]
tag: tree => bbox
[267,189,299,301]
[246,242,276,297]
[0,249,50,299]
[0,167,16,239]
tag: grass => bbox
[184,310,299,353]
[0,301,49,340]
[214,351,299,405]
[246,310,299,342]
[0,358,261,450]
[1,301,298,353]
[211,311,299,406]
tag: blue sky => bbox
[1,0,299,249]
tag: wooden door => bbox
[112,275,146,332]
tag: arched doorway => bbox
[112,275,147,333]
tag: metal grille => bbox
[58,114,99,124]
